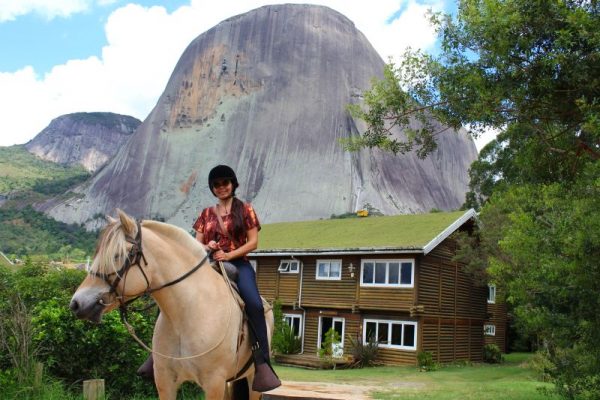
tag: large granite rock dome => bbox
[45,4,477,229]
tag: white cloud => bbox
[0,0,92,22]
[0,1,445,146]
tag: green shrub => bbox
[347,333,379,368]
[318,328,342,368]
[271,300,301,355]
[417,351,438,371]
[0,261,157,397]
[483,344,503,364]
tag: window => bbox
[283,314,303,338]
[484,324,496,336]
[363,319,417,350]
[487,284,496,304]
[361,259,414,287]
[249,260,257,272]
[316,259,342,280]
[278,260,300,274]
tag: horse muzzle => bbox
[70,288,113,323]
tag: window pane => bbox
[292,318,300,336]
[363,263,374,283]
[388,263,399,284]
[330,261,341,278]
[290,261,299,272]
[400,262,412,284]
[391,324,402,345]
[403,324,415,347]
[378,322,389,344]
[318,262,327,277]
[365,322,377,342]
[375,262,386,283]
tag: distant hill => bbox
[0,146,96,258]
[0,206,97,257]
[0,145,90,206]
[25,112,140,173]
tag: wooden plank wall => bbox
[419,238,487,363]
[485,301,507,352]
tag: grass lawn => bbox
[274,353,557,400]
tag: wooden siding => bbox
[417,238,488,363]
[485,301,508,352]
[296,256,359,309]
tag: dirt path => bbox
[263,380,381,399]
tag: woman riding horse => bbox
[138,165,281,393]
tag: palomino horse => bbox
[70,210,272,400]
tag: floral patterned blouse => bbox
[192,202,261,254]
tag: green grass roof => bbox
[256,210,471,253]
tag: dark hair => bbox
[230,197,246,244]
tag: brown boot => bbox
[252,362,281,392]
[137,354,154,382]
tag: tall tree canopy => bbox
[352,1,600,398]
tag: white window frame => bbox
[283,313,303,338]
[484,324,496,336]
[278,259,300,274]
[249,259,257,272]
[363,318,418,351]
[360,259,414,288]
[487,284,496,304]
[316,259,342,280]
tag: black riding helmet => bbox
[208,164,239,196]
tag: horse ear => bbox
[106,215,117,224]
[117,209,137,236]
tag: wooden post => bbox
[83,379,105,400]
[33,362,43,388]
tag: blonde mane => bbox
[90,216,204,277]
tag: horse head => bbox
[70,209,154,323]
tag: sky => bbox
[0,0,497,150]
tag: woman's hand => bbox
[207,240,220,251]
[213,250,231,262]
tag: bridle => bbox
[92,220,210,308]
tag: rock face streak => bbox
[47,4,477,229]
[26,112,140,173]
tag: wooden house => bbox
[249,209,507,366]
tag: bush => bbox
[347,333,379,368]
[417,351,438,371]
[0,261,157,398]
[483,344,503,364]
[271,300,301,355]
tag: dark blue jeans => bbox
[229,259,269,364]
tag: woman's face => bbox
[212,179,233,199]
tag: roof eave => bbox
[422,208,477,255]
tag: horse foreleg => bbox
[155,379,179,400]
[202,380,228,400]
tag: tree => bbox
[347,0,599,169]
[351,1,600,398]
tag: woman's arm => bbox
[213,227,258,261]
[195,231,219,252]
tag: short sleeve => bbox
[192,208,209,233]
[244,203,261,232]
